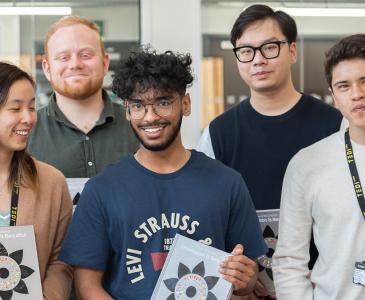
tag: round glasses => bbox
[233,40,289,63]
[126,96,178,120]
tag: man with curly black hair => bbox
[60,47,267,299]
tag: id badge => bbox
[353,261,365,286]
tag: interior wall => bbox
[202,5,365,36]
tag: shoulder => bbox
[301,94,341,115]
[289,131,342,171]
[193,151,243,183]
[87,156,130,186]
[34,159,66,184]
[209,100,250,133]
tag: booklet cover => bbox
[151,233,233,300]
[256,209,280,297]
[0,225,42,300]
[66,178,89,211]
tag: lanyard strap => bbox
[9,182,19,226]
[345,129,365,222]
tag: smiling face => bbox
[331,58,365,134]
[128,89,191,152]
[235,18,297,94]
[42,24,109,100]
[0,79,36,156]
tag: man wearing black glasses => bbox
[197,4,342,299]
[60,47,267,300]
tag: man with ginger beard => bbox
[28,16,138,178]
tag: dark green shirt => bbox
[28,91,139,178]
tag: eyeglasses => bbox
[233,40,289,63]
[126,96,179,120]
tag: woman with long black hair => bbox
[0,61,72,299]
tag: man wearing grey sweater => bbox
[273,34,365,299]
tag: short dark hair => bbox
[112,46,194,99]
[324,34,365,89]
[0,62,37,191]
[230,4,297,46]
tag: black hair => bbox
[230,4,297,46]
[112,46,194,99]
[0,61,37,190]
[324,34,365,89]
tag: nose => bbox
[69,54,83,69]
[252,48,267,66]
[21,109,36,125]
[143,104,160,121]
[351,82,365,101]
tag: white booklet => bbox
[151,233,233,300]
[66,178,89,211]
[256,209,280,297]
[0,225,42,300]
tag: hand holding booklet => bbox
[151,233,233,300]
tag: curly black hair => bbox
[112,46,194,99]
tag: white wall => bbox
[0,16,20,63]
[32,4,139,42]
[141,0,202,149]
[202,5,365,37]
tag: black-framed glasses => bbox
[233,40,289,63]
[126,96,179,120]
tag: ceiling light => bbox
[0,7,72,15]
[278,7,365,17]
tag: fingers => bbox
[232,244,244,255]
[219,244,257,291]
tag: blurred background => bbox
[1,0,364,147]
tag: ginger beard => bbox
[49,74,103,100]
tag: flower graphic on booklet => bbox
[0,242,35,300]
[258,225,277,280]
[163,261,220,300]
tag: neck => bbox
[134,135,191,173]
[349,127,365,146]
[250,81,301,116]
[55,89,104,133]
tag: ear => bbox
[288,42,297,64]
[182,94,191,116]
[42,58,51,82]
[103,53,110,76]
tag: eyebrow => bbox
[129,95,174,102]
[54,46,95,57]
[333,76,365,87]
[237,37,283,47]
[7,98,35,104]
[333,80,348,87]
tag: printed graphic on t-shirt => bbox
[125,212,213,284]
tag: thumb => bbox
[232,244,244,255]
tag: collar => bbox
[46,89,115,129]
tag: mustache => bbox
[138,121,171,127]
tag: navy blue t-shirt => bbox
[209,94,342,210]
[60,150,266,299]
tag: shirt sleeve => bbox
[195,126,216,159]
[226,176,267,259]
[272,157,314,300]
[60,180,111,271]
